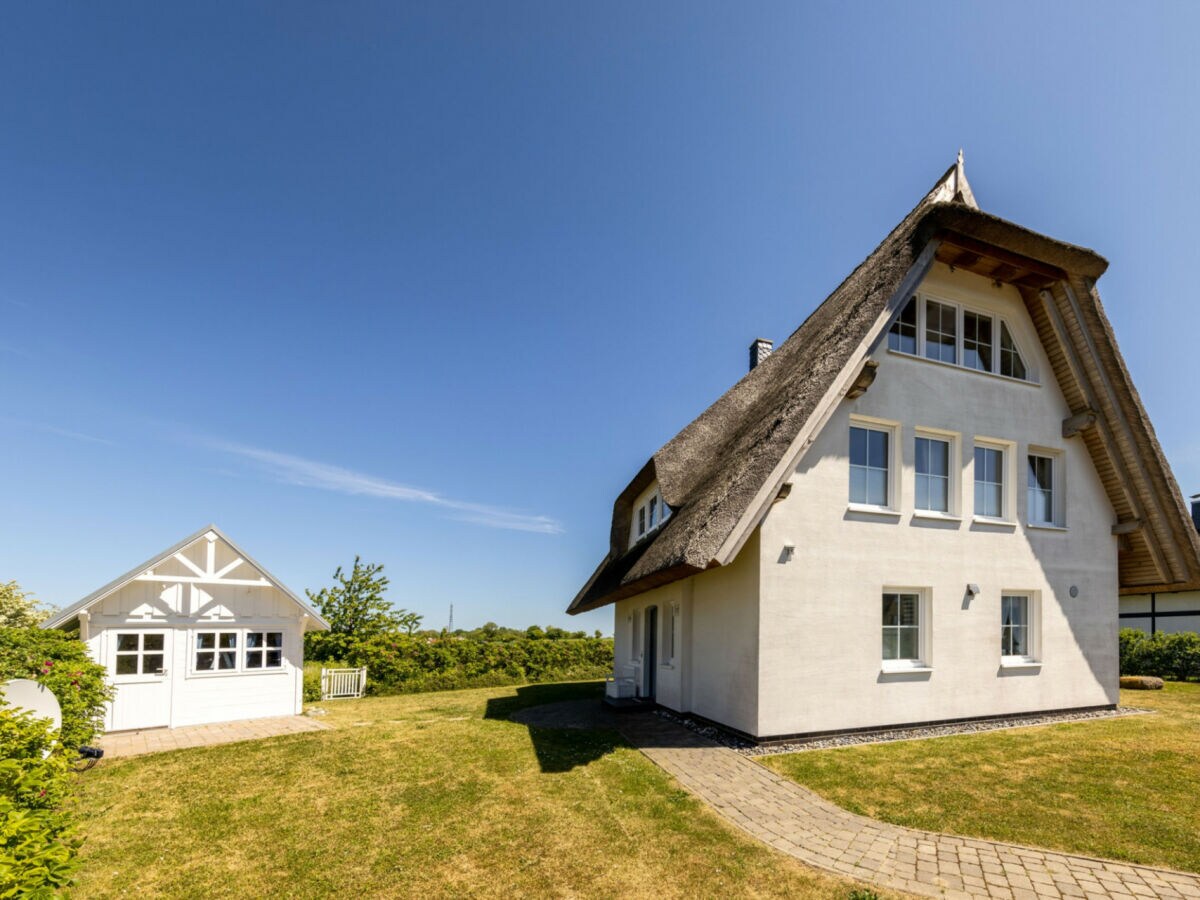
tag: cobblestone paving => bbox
[618,713,1200,900]
[99,715,328,759]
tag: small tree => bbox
[305,558,421,662]
[0,581,48,629]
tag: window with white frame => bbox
[915,435,951,512]
[887,296,918,354]
[963,310,994,372]
[1000,322,1027,380]
[666,604,677,664]
[194,631,239,672]
[1001,594,1031,658]
[974,445,1005,518]
[1027,453,1060,526]
[114,632,165,677]
[882,591,925,666]
[633,487,670,541]
[1000,592,1040,664]
[924,300,958,364]
[849,424,890,507]
[888,294,1033,382]
[245,632,284,669]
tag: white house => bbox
[568,157,1200,742]
[43,525,329,732]
[1120,493,1200,634]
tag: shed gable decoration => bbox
[44,525,328,632]
[569,156,1200,614]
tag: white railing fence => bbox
[320,667,368,700]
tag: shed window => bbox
[245,632,284,669]
[114,632,165,676]
[195,631,238,672]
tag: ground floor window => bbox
[882,592,922,664]
[1001,593,1040,663]
[114,632,165,676]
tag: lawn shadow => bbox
[485,681,631,774]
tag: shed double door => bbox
[105,629,173,731]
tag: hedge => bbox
[0,628,112,750]
[340,634,613,695]
[1119,628,1200,682]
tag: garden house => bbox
[43,525,329,732]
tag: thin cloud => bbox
[1,417,117,446]
[206,439,563,535]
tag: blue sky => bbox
[2,3,1197,634]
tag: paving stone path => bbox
[98,715,328,759]
[617,713,1200,900]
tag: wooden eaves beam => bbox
[1034,286,1173,585]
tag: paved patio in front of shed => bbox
[98,715,328,759]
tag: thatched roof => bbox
[568,159,1200,614]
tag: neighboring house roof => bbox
[42,524,330,630]
[569,157,1200,613]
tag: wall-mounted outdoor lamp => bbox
[966,583,980,597]
[782,542,796,562]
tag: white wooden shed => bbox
[43,525,329,732]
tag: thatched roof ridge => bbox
[568,161,1198,614]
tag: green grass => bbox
[762,683,1200,873]
[71,681,882,899]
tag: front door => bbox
[106,629,172,731]
[643,606,657,700]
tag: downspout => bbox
[1150,593,1157,636]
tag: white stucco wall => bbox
[1120,591,1200,635]
[611,531,760,735]
[754,262,1119,738]
[81,536,310,731]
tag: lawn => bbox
[70,681,882,899]
[762,683,1200,873]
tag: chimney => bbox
[1192,493,1199,533]
[749,338,773,371]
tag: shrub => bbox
[0,627,113,750]
[1119,675,1164,690]
[343,634,613,696]
[1119,628,1200,682]
[0,707,80,895]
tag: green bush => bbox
[0,628,112,750]
[1119,628,1200,681]
[342,634,613,696]
[0,707,79,896]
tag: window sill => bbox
[1000,659,1042,670]
[1026,523,1068,532]
[847,504,902,518]
[880,663,933,674]
[912,510,961,522]
[659,663,675,671]
[185,669,288,679]
[112,676,167,685]
[886,347,1040,387]
[972,516,1016,528]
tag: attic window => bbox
[634,488,670,541]
[887,294,1033,383]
